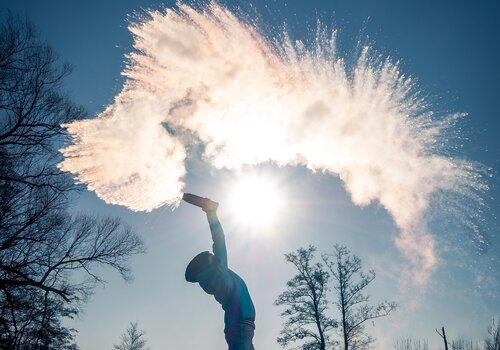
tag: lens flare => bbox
[228,175,283,230]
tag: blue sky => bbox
[1,0,499,349]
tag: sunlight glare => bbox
[228,175,283,230]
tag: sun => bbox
[227,175,284,230]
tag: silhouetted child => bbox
[184,196,256,350]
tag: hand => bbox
[201,198,218,213]
[183,193,219,212]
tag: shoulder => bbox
[228,269,248,288]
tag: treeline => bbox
[112,250,498,350]
[0,12,144,350]
[272,244,499,350]
[394,318,499,350]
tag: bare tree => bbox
[484,318,499,350]
[0,214,144,302]
[394,337,429,350]
[0,11,144,349]
[0,288,79,349]
[274,246,337,350]
[450,339,481,350]
[323,245,397,350]
[436,327,450,350]
[113,322,149,350]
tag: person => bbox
[184,196,256,350]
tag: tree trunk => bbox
[343,314,348,350]
[442,327,449,350]
[341,293,348,350]
[340,266,348,350]
[312,288,326,350]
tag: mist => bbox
[59,2,487,283]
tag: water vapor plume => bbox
[59,2,488,283]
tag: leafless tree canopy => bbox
[436,319,500,350]
[0,287,79,350]
[484,319,500,350]
[450,338,483,350]
[0,11,85,149]
[323,244,397,350]
[0,11,144,349]
[275,245,397,350]
[394,337,429,350]
[274,246,337,350]
[113,322,149,350]
[393,324,500,350]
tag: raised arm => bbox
[206,211,228,269]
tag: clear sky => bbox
[1,0,498,349]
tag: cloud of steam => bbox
[59,2,487,283]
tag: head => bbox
[185,251,225,296]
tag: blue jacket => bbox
[207,212,256,331]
